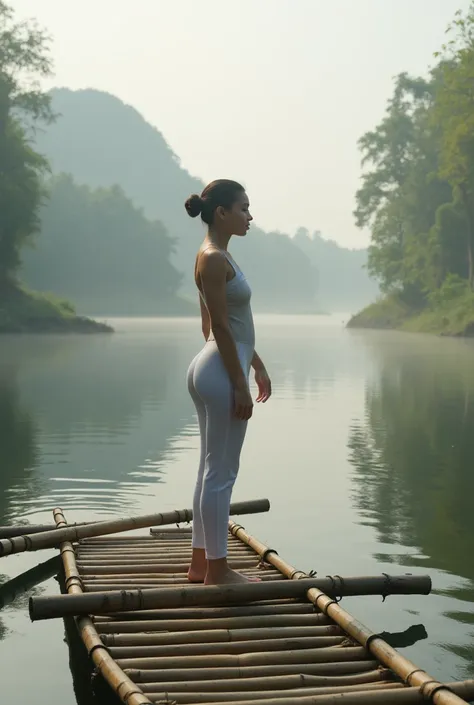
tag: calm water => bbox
[0,315,473,702]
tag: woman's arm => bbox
[251,350,272,403]
[251,350,266,371]
[199,250,253,419]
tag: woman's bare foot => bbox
[187,547,207,583]
[204,557,262,585]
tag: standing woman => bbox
[185,180,271,585]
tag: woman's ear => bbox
[215,205,226,221]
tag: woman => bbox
[185,179,272,585]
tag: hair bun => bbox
[185,194,203,218]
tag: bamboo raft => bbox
[26,504,474,705]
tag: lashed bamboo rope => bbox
[52,508,153,705]
[228,521,468,705]
[0,499,269,557]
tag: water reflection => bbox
[0,364,39,524]
[347,332,474,675]
[0,326,198,518]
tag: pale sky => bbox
[14,0,471,248]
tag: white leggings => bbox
[187,340,253,560]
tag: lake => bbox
[0,314,473,702]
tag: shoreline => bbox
[346,295,474,338]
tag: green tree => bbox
[432,5,474,286]
[0,1,54,287]
[354,73,454,302]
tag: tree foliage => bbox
[0,1,54,285]
[355,2,474,310]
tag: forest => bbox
[348,3,474,336]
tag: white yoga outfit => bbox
[187,248,255,560]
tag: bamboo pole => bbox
[86,602,317,621]
[52,508,153,705]
[108,635,346,659]
[144,682,405,702]
[29,573,431,621]
[83,576,282,589]
[127,660,381,684]
[150,527,193,535]
[76,545,254,554]
[81,577,282,588]
[138,670,389,693]
[116,645,368,671]
[0,521,91,539]
[159,680,474,705]
[80,570,274,582]
[75,550,255,559]
[144,682,406,703]
[77,557,259,567]
[95,613,333,634]
[0,498,270,557]
[77,560,258,574]
[100,625,342,647]
[228,521,466,705]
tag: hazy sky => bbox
[14,0,472,248]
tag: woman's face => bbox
[218,191,253,236]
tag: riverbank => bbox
[347,288,474,337]
[0,285,113,334]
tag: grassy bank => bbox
[0,285,113,334]
[347,283,474,337]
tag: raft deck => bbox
[51,509,474,705]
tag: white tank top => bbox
[199,248,255,348]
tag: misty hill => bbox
[294,228,378,311]
[33,87,374,312]
[21,174,192,316]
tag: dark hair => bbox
[184,179,245,225]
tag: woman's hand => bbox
[234,382,254,420]
[254,366,272,403]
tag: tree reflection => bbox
[348,336,474,673]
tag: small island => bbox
[347,8,474,339]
